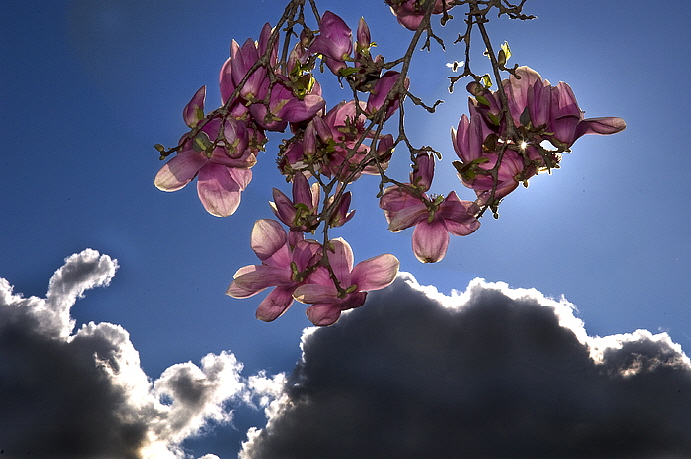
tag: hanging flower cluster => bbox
[154,1,626,325]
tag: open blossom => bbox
[154,87,256,217]
[227,219,321,322]
[293,238,399,326]
[380,153,480,263]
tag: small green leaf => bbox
[481,74,492,88]
[475,95,491,107]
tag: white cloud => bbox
[240,273,691,458]
[0,249,248,459]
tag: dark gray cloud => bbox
[241,274,691,459]
[0,249,246,459]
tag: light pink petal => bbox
[197,163,242,217]
[293,283,339,305]
[250,219,287,261]
[229,265,291,295]
[327,238,354,282]
[154,150,208,192]
[412,219,449,263]
[386,200,428,232]
[219,58,235,104]
[575,117,627,137]
[305,303,342,326]
[230,167,252,190]
[255,286,295,322]
[292,239,322,271]
[351,254,399,291]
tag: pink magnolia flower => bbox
[154,90,256,217]
[385,0,454,31]
[379,153,480,263]
[270,172,320,232]
[293,238,399,326]
[309,11,353,76]
[227,219,321,321]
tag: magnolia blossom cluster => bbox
[154,10,409,325]
[451,66,626,206]
[154,2,626,325]
[227,219,399,326]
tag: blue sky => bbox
[1,1,691,457]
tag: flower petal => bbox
[250,219,287,261]
[575,117,627,137]
[293,283,338,305]
[351,253,399,291]
[154,150,207,192]
[228,265,291,297]
[412,219,449,263]
[197,163,242,217]
[255,286,295,322]
[305,303,342,326]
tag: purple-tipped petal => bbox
[412,219,449,263]
[351,253,399,291]
[154,150,208,192]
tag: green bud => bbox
[154,144,165,152]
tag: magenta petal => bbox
[271,188,295,225]
[277,94,326,123]
[351,254,399,291]
[292,172,312,206]
[412,219,449,263]
[183,86,206,128]
[197,163,242,217]
[255,286,295,322]
[154,150,207,192]
[250,219,287,261]
[305,303,342,326]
